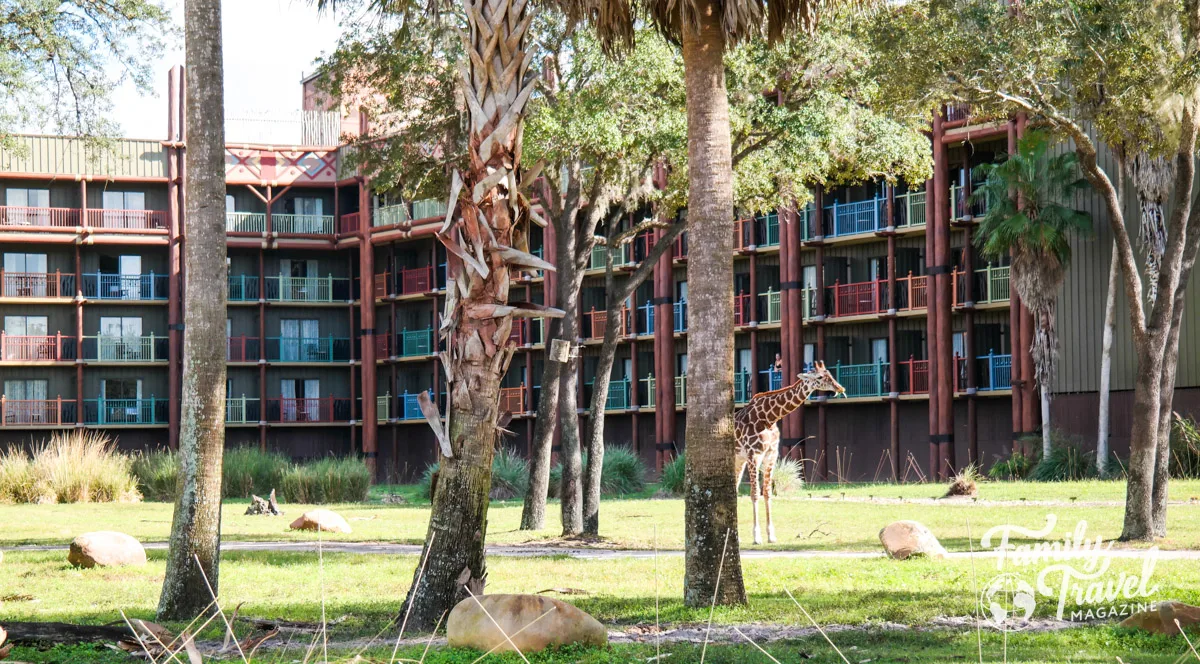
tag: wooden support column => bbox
[357,178,378,479]
[925,163,940,479]
[1015,115,1039,441]
[813,186,828,481]
[258,248,267,450]
[933,112,956,480]
[962,155,979,467]
[886,184,900,480]
[777,210,795,450]
[653,227,677,469]
[166,66,183,450]
[74,243,84,425]
[348,249,359,456]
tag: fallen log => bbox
[2,622,134,645]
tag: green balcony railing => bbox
[675,375,687,406]
[641,375,655,408]
[273,213,334,235]
[896,190,927,228]
[400,328,434,357]
[377,393,391,422]
[760,213,780,247]
[226,396,260,423]
[829,360,888,398]
[264,275,352,302]
[734,371,752,404]
[760,288,781,323]
[589,243,632,270]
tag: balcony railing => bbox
[266,336,352,363]
[641,375,655,408]
[226,212,266,233]
[760,368,783,392]
[675,375,687,406]
[957,352,1013,392]
[84,397,168,425]
[399,391,430,420]
[500,385,525,414]
[590,243,632,270]
[950,184,991,220]
[0,397,77,426]
[228,274,260,301]
[266,397,352,423]
[86,209,167,230]
[82,272,168,301]
[399,328,434,357]
[507,318,543,346]
[0,271,75,298]
[734,371,752,404]
[827,274,928,317]
[801,287,816,319]
[954,264,1011,305]
[638,302,655,335]
[226,396,261,423]
[399,266,435,295]
[830,360,888,398]
[226,336,261,362]
[673,300,687,332]
[895,191,927,228]
[273,214,335,235]
[674,232,688,259]
[897,357,929,394]
[83,334,169,362]
[945,103,972,123]
[0,206,80,228]
[823,198,887,238]
[376,394,391,422]
[1,333,76,361]
[585,307,632,339]
[734,293,752,326]
[760,289,781,323]
[264,275,351,302]
[735,213,780,250]
[589,378,633,410]
[338,212,363,234]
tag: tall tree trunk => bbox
[1121,341,1166,541]
[680,0,747,608]
[583,286,622,536]
[559,296,584,536]
[1151,281,1189,535]
[158,0,227,621]
[1097,245,1117,477]
[401,0,542,629]
[1040,386,1051,457]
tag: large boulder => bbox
[1119,601,1200,635]
[447,594,607,653]
[68,531,147,568]
[289,509,352,534]
[879,520,947,560]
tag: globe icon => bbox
[981,573,1036,627]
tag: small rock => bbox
[879,520,947,560]
[447,594,607,653]
[246,489,284,516]
[289,509,352,534]
[68,531,147,568]
[1120,601,1200,635]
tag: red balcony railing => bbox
[674,232,688,260]
[226,335,260,363]
[1,333,73,361]
[585,307,631,339]
[86,209,167,230]
[399,266,434,295]
[895,273,928,311]
[734,293,752,326]
[898,357,930,394]
[829,280,885,317]
[500,385,525,414]
[734,218,754,250]
[338,212,363,234]
[267,397,350,423]
[373,273,391,299]
[0,271,74,298]
[1,397,74,425]
[373,332,391,357]
[509,318,531,346]
[0,206,80,228]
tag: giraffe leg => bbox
[762,455,777,543]
[749,455,762,545]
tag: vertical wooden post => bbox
[653,226,677,469]
[933,111,956,479]
[814,185,827,481]
[258,247,267,451]
[887,185,899,479]
[357,173,377,480]
[74,242,84,424]
[166,66,183,451]
[925,128,940,479]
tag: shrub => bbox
[945,463,982,497]
[420,447,530,501]
[988,449,1038,480]
[0,431,140,504]
[222,447,289,498]
[548,447,648,498]
[1032,434,1097,482]
[1171,413,1200,479]
[280,457,371,503]
[771,457,804,494]
[131,450,178,501]
[659,454,686,495]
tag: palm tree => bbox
[972,130,1091,458]
[158,0,228,620]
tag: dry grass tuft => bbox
[0,431,140,504]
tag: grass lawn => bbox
[3,479,1199,552]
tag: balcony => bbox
[338,212,363,234]
[375,394,391,422]
[264,275,352,303]
[734,293,752,326]
[950,185,992,220]
[0,397,77,426]
[399,391,430,420]
[0,271,75,298]
[641,375,655,408]
[396,266,435,296]
[585,307,632,339]
[590,243,633,270]
[226,396,261,423]
[896,357,930,394]
[760,289,781,323]
[760,368,783,392]
[500,385,525,414]
[734,371,752,404]
[82,273,168,301]
[606,378,632,410]
[821,198,888,238]
[266,337,352,363]
[266,397,352,423]
[226,336,261,362]
[673,300,687,332]
[829,361,888,398]
[734,213,780,250]
[374,199,445,227]
[0,206,81,228]
[398,328,434,357]
[508,318,544,346]
[957,352,1013,392]
[637,302,655,335]
[1,333,76,361]
[84,397,169,425]
[86,209,167,230]
[273,214,335,235]
[228,274,260,301]
[827,274,928,318]
[674,232,688,260]
[226,212,266,233]
[675,375,687,406]
[83,335,169,362]
[954,264,1011,305]
[895,190,927,228]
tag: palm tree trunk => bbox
[158,0,227,621]
[401,0,538,629]
[1040,386,1051,458]
[680,0,746,608]
[1097,244,1117,476]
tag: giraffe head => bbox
[803,361,846,397]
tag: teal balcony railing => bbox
[266,336,352,363]
[399,328,434,357]
[829,360,888,398]
[84,397,168,425]
[82,272,168,301]
[734,371,752,404]
[228,274,260,301]
[83,334,168,362]
[760,368,783,392]
[264,275,352,302]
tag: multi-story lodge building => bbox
[0,70,1196,481]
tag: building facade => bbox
[0,71,1196,481]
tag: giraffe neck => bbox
[763,379,816,421]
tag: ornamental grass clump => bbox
[0,431,140,504]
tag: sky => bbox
[109,0,343,140]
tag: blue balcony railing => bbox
[639,301,655,335]
[759,368,783,392]
[82,272,168,301]
[399,390,431,420]
[958,351,1013,392]
[673,300,687,332]
[83,397,169,425]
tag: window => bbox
[4,379,49,423]
[100,378,144,423]
[5,188,51,225]
[98,255,143,299]
[737,348,752,375]
[804,343,816,370]
[280,319,321,361]
[868,258,885,282]
[953,332,966,359]
[5,315,48,336]
[291,197,325,233]
[100,191,145,228]
[871,338,889,364]
[281,378,320,421]
[3,253,49,296]
[99,316,144,361]
[226,195,235,213]
[4,379,48,401]
[802,265,817,290]
[677,354,688,375]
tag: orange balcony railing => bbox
[733,293,753,326]
[86,209,167,230]
[585,307,632,339]
[0,397,76,425]
[0,271,75,298]
[499,385,525,414]
[1,333,75,361]
[897,357,929,394]
[0,206,80,228]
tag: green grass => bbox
[4,480,1199,551]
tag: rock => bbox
[246,489,283,516]
[68,531,147,568]
[289,509,352,534]
[1120,601,1200,635]
[447,594,607,653]
[879,520,947,560]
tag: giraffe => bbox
[735,361,846,544]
